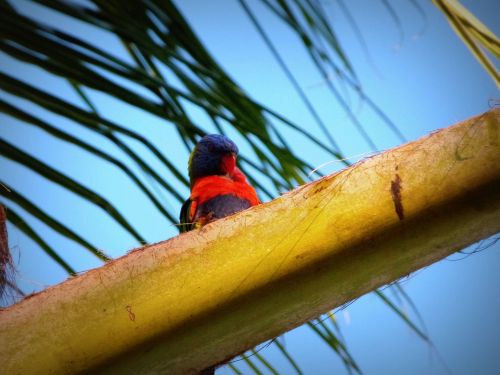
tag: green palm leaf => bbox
[2,203,75,275]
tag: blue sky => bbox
[0,0,499,374]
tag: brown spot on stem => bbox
[126,305,135,322]
[390,174,404,220]
[313,184,327,195]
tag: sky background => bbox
[1,0,499,374]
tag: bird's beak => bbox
[221,152,237,175]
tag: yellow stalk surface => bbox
[1,109,499,374]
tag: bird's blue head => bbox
[188,134,239,185]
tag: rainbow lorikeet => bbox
[179,134,260,233]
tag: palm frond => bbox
[1,0,340,264]
[0,138,146,243]
[432,0,500,87]
[0,204,14,300]
[0,181,110,262]
[2,203,75,275]
[375,289,428,342]
[273,338,303,375]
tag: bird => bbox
[179,134,260,233]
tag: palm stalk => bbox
[1,109,498,374]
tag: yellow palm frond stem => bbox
[1,109,500,374]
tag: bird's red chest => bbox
[189,175,260,220]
